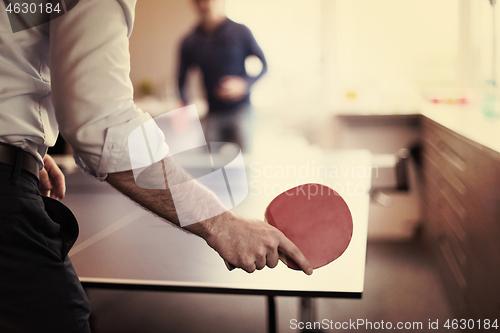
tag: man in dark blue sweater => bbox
[178,0,267,151]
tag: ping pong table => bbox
[63,148,371,333]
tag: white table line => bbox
[69,208,149,257]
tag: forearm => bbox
[105,156,225,239]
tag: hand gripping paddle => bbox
[226,183,353,271]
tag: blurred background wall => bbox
[129,0,197,102]
[129,0,500,118]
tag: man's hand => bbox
[38,154,66,199]
[214,75,249,103]
[186,210,313,274]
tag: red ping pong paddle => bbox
[225,183,353,271]
[264,183,353,270]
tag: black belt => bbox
[0,144,40,180]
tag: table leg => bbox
[300,297,322,333]
[267,295,277,333]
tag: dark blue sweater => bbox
[178,19,267,113]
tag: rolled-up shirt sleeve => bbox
[49,0,168,180]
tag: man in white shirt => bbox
[0,1,312,332]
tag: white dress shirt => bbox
[0,0,168,180]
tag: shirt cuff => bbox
[74,107,169,181]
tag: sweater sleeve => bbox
[242,25,267,87]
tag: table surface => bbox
[65,143,371,297]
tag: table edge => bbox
[80,277,362,299]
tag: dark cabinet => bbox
[421,117,500,323]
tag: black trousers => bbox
[0,162,90,333]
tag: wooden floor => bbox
[84,240,453,333]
